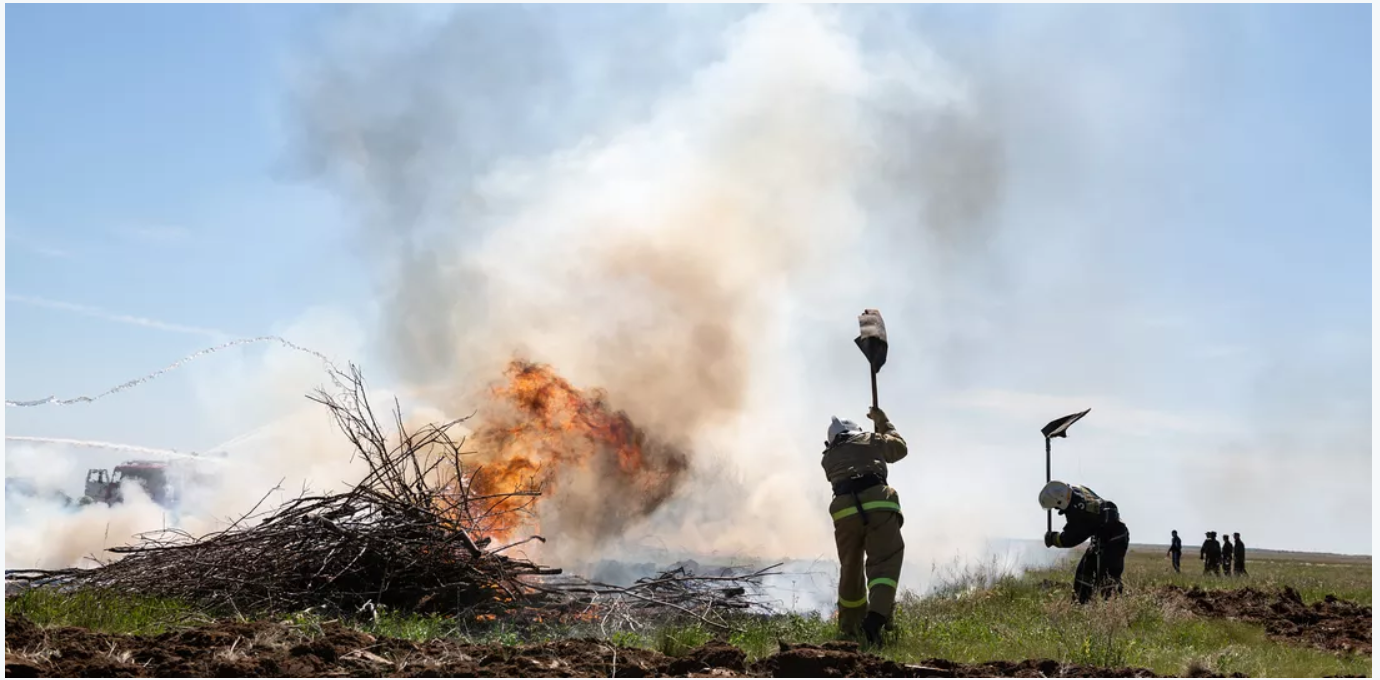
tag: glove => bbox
[1044,531,1059,548]
[867,406,890,431]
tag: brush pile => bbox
[6,366,777,629]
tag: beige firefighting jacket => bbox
[821,422,908,522]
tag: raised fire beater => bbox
[822,309,908,645]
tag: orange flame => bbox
[452,360,688,545]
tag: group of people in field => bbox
[1167,529,1247,576]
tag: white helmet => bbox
[1039,480,1073,510]
[827,416,863,445]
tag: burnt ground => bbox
[1158,585,1371,655]
[4,615,1236,678]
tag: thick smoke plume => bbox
[294,5,1005,566]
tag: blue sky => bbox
[5,4,1371,556]
[7,4,366,443]
[6,4,360,329]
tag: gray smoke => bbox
[290,4,1009,569]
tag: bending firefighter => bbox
[1039,481,1130,604]
[822,407,907,645]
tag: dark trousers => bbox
[1170,551,1181,573]
[1073,527,1129,604]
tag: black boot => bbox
[861,612,887,646]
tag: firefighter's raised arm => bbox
[867,406,908,464]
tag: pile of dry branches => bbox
[8,366,554,616]
[6,366,780,629]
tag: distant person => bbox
[1167,530,1182,573]
[1221,533,1234,576]
[1200,531,1221,575]
[1232,533,1247,576]
[1039,480,1130,604]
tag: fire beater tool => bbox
[1041,408,1091,533]
[855,309,888,409]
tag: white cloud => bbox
[6,231,74,259]
[7,293,231,339]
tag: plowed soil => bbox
[1158,585,1371,655]
[4,615,1233,678]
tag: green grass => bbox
[607,550,1372,677]
[1120,546,1372,605]
[7,549,1370,678]
[863,551,1372,677]
[8,587,212,635]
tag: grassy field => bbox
[1120,545,1372,605]
[872,549,1372,677]
[9,548,1370,677]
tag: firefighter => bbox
[822,406,907,645]
[1220,533,1234,577]
[1200,532,1221,575]
[1039,481,1130,604]
[1167,530,1182,573]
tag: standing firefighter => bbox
[1039,481,1130,604]
[1220,533,1234,577]
[1167,530,1182,573]
[1200,532,1221,575]
[822,407,907,645]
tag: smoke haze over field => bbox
[288,3,1370,567]
[5,5,1369,580]
[292,4,1015,571]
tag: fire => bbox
[453,360,689,546]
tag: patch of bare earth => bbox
[1157,585,1371,656]
[3,615,1254,678]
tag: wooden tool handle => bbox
[1046,437,1053,533]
